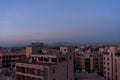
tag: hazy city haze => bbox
[0,0,120,45]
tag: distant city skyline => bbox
[0,0,120,46]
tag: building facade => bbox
[0,48,26,70]
[16,46,74,80]
[74,46,104,75]
[103,46,120,80]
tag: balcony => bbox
[115,52,120,56]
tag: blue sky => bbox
[0,0,120,45]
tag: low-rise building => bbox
[0,48,26,70]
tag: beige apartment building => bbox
[74,52,90,72]
[90,53,103,75]
[74,48,103,75]
[60,46,74,53]
[16,46,74,80]
[103,46,120,80]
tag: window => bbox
[107,58,109,61]
[104,71,106,74]
[95,65,98,68]
[107,63,109,66]
[52,69,55,73]
[53,78,55,80]
[59,57,66,62]
[32,57,37,62]
[115,59,117,62]
[115,75,117,80]
[100,58,103,61]
[104,67,106,69]
[100,62,103,64]
[44,57,49,61]
[104,57,105,60]
[2,56,6,59]
[64,49,67,51]
[41,71,45,76]
[104,76,106,79]
[36,79,42,80]
[104,62,106,65]
[52,58,57,62]
[31,68,35,75]
[70,49,72,52]
[70,56,72,60]
[39,57,43,61]
[36,69,41,76]
[95,58,98,61]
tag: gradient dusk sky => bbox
[0,0,120,45]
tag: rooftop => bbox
[0,47,25,54]
[75,72,103,80]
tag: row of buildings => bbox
[0,47,26,70]
[74,45,120,80]
[0,43,120,80]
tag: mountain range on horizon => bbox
[0,41,120,47]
